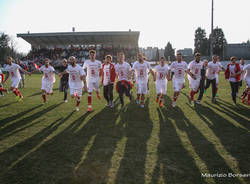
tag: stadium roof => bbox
[17,31,140,48]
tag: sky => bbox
[0,0,249,54]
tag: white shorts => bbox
[155,80,167,94]
[0,75,2,83]
[245,78,250,87]
[87,81,99,93]
[41,80,54,93]
[11,78,21,88]
[70,88,82,97]
[173,79,184,92]
[136,80,148,94]
[188,77,200,91]
[216,75,219,84]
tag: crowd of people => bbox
[20,46,137,70]
[0,50,250,112]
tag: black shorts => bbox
[239,80,242,87]
[60,80,69,92]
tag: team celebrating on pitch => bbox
[1,50,250,112]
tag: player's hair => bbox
[105,55,112,61]
[89,50,96,54]
[118,51,125,56]
[176,52,182,56]
[44,58,50,62]
[160,56,166,60]
[230,56,236,61]
[69,56,76,61]
[7,56,13,60]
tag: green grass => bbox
[0,74,249,184]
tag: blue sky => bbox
[1,0,250,54]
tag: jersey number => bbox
[91,69,95,75]
[140,70,144,76]
[159,73,164,79]
[195,68,199,74]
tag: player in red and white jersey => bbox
[83,50,102,112]
[215,56,225,96]
[0,68,8,96]
[204,55,225,103]
[38,58,56,104]
[3,57,31,101]
[60,56,87,111]
[115,52,133,110]
[241,64,250,105]
[154,56,170,107]
[132,53,154,108]
[238,58,245,94]
[170,53,190,107]
[187,53,203,106]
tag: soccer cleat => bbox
[76,107,79,112]
[215,93,218,97]
[204,90,207,94]
[159,102,163,107]
[172,101,176,107]
[110,101,114,108]
[190,101,194,107]
[64,100,68,103]
[196,100,201,104]
[140,104,145,108]
[106,103,110,107]
[87,105,92,112]
[16,96,20,101]
[136,99,140,104]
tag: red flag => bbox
[32,63,39,70]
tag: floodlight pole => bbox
[210,0,214,59]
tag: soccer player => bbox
[154,56,170,107]
[170,53,190,107]
[60,56,87,111]
[58,59,69,102]
[204,55,225,103]
[187,53,203,106]
[197,60,208,104]
[132,53,154,108]
[83,50,102,112]
[214,56,225,96]
[3,57,31,101]
[225,56,241,105]
[38,58,56,104]
[17,60,27,88]
[101,55,116,108]
[115,52,133,110]
[241,64,250,105]
[0,68,8,96]
[238,58,245,94]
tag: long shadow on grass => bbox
[115,99,153,184]
[195,104,250,184]
[205,101,250,130]
[0,104,42,128]
[151,96,205,184]
[216,98,250,118]
[0,103,63,140]
[0,107,122,184]
[0,112,74,180]
[0,101,18,108]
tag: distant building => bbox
[226,43,250,59]
[139,47,164,61]
[177,48,193,56]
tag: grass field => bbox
[0,74,249,184]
